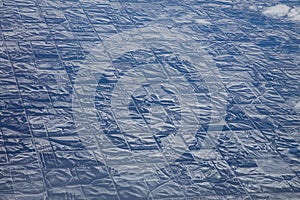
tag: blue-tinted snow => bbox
[0,0,300,199]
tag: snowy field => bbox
[0,0,299,199]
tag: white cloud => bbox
[263,4,290,17]
[262,4,300,22]
[194,19,211,24]
[288,7,300,21]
